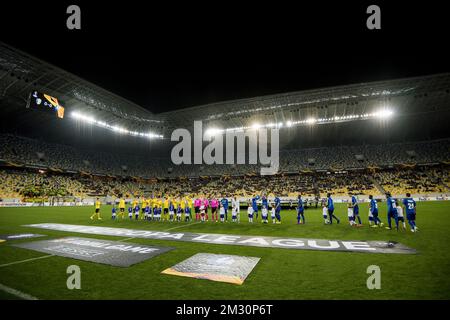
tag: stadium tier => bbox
[1,133,449,178]
[1,131,449,203]
[1,164,448,203]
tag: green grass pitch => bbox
[0,201,449,300]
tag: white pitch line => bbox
[0,283,38,300]
[0,254,54,268]
[120,237,136,242]
[164,221,202,231]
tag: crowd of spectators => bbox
[1,133,449,201]
[315,171,379,198]
[1,134,449,178]
[1,166,448,201]
[374,168,449,195]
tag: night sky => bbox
[2,1,449,113]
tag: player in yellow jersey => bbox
[187,196,193,209]
[172,198,178,209]
[158,198,163,220]
[140,197,147,220]
[151,197,158,214]
[180,197,186,210]
[118,197,126,219]
[142,197,148,220]
[90,197,102,220]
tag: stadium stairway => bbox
[370,175,386,195]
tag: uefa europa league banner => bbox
[13,236,173,267]
[25,223,416,254]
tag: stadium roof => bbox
[161,72,450,133]
[1,41,450,139]
[0,41,161,133]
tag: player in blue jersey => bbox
[184,205,191,222]
[154,206,162,222]
[128,206,133,220]
[251,195,260,222]
[297,193,305,224]
[351,193,362,225]
[403,193,418,232]
[261,195,268,211]
[134,204,140,220]
[152,206,158,221]
[144,205,150,221]
[369,195,383,227]
[385,192,399,230]
[221,196,229,221]
[274,196,281,224]
[326,193,340,224]
[168,201,175,222]
[111,206,117,220]
[176,203,183,222]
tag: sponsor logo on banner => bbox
[13,237,174,267]
[0,233,46,240]
[25,223,417,254]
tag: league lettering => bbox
[25,223,416,254]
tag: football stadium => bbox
[0,39,450,302]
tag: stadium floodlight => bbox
[71,111,96,124]
[204,110,394,134]
[111,126,127,134]
[71,111,163,139]
[71,111,81,118]
[145,132,161,139]
[374,109,394,119]
[233,127,246,132]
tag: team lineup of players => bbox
[91,194,283,224]
[322,192,419,232]
[90,191,418,232]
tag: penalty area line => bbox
[0,283,39,300]
[0,254,54,268]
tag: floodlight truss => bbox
[1,41,450,139]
